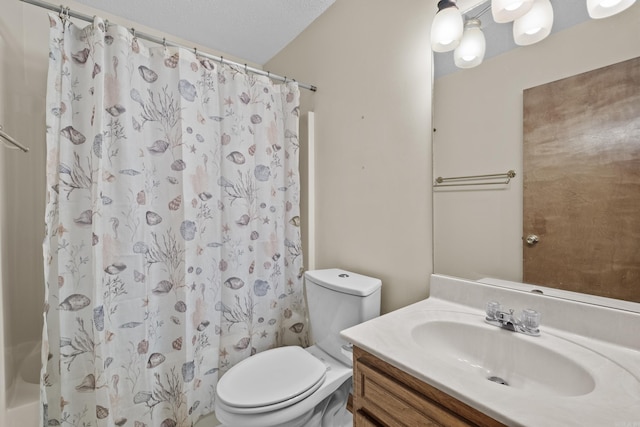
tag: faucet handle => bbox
[521,308,541,331]
[485,301,501,320]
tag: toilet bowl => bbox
[214,269,382,427]
[215,345,352,427]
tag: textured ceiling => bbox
[73,0,336,65]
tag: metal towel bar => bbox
[434,170,515,187]
[0,125,29,152]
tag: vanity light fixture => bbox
[587,0,636,18]
[491,0,534,23]
[431,0,636,69]
[513,0,554,45]
[431,0,464,52]
[454,19,486,68]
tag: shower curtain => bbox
[42,14,308,427]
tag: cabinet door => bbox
[352,347,506,427]
[356,361,454,426]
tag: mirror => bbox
[432,2,640,304]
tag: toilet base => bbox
[304,379,352,427]
[214,346,353,427]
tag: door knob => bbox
[526,234,539,245]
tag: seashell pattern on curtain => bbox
[42,14,308,427]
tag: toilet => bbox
[214,268,382,427]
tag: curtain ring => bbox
[162,37,167,49]
[194,47,198,57]
[219,55,224,64]
[59,5,69,22]
[65,6,70,21]
[244,64,248,73]
[131,27,136,40]
[104,19,110,30]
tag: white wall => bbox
[433,4,640,282]
[267,0,435,314]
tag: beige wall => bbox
[433,4,640,282]
[267,0,435,314]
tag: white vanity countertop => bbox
[341,274,640,427]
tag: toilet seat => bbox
[216,346,327,414]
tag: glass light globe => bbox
[431,3,464,52]
[513,0,554,46]
[587,0,636,18]
[454,19,486,69]
[492,0,535,23]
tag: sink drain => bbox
[487,376,509,386]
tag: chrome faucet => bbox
[485,301,541,337]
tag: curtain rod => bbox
[19,0,317,92]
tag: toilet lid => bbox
[217,346,327,411]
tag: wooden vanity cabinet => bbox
[352,346,506,427]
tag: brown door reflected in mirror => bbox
[523,56,640,303]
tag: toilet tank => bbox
[305,269,381,366]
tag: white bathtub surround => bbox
[42,13,307,426]
[341,274,640,426]
[5,341,40,426]
[194,411,221,426]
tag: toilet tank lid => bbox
[305,269,381,296]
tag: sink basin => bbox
[411,314,596,397]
